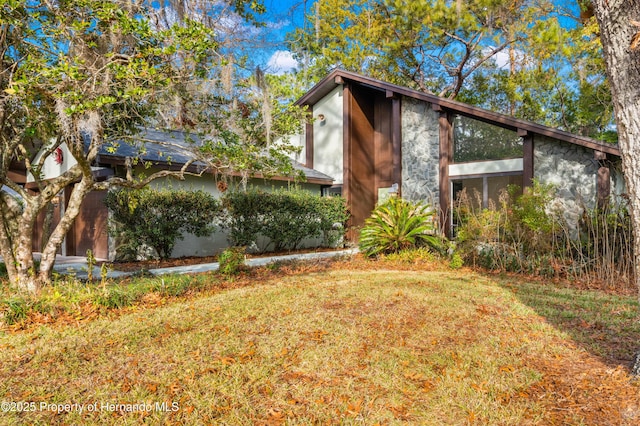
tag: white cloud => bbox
[484,46,530,71]
[266,50,298,75]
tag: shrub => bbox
[453,181,634,287]
[221,188,349,252]
[105,187,221,260]
[2,297,29,325]
[358,197,444,257]
[94,287,138,309]
[384,247,436,264]
[218,246,247,276]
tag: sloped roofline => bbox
[296,69,620,157]
[95,128,334,185]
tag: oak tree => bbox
[0,0,296,292]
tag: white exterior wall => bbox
[312,86,344,184]
[27,141,78,182]
[275,133,306,164]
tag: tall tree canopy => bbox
[288,0,614,140]
[0,0,300,291]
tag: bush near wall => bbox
[454,182,633,288]
[105,188,221,260]
[221,188,349,253]
[358,197,444,257]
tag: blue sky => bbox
[251,0,584,75]
[256,0,310,73]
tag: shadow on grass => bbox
[494,273,640,370]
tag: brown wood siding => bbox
[73,190,109,259]
[374,92,393,193]
[522,132,534,188]
[439,112,453,237]
[305,107,314,169]
[347,87,376,236]
[391,96,402,193]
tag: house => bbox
[294,69,623,236]
[10,129,333,260]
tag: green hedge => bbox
[105,187,221,260]
[221,188,349,252]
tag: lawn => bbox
[0,261,639,424]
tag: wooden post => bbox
[520,129,534,189]
[435,105,452,237]
[595,151,610,209]
[305,107,314,169]
[390,92,402,195]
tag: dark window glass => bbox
[453,115,523,162]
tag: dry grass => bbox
[0,265,639,424]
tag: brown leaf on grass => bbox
[346,398,363,415]
[422,380,436,392]
[168,381,182,395]
[499,364,515,373]
[404,371,425,381]
[265,407,285,425]
[215,356,236,365]
[120,380,131,393]
[475,303,501,315]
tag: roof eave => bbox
[296,69,620,157]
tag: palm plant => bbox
[358,197,444,257]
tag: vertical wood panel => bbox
[522,132,534,189]
[305,107,314,169]
[349,88,376,233]
[439,112,452,237]
[374,92,393,192]
[392,96,402,194]
[74,190,109,259]
[343,83,352,233]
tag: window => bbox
[453,115,523,163]
[323,185,343,197]
[452,174,523,234]
[453,174,522,210]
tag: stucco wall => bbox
[400,97,440,208]
[312,86,344,183]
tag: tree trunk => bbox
[0,176,95,291]
[0,191,21,285]
[591,1,640,297]
[38,178,94,284]
[11,199,43,293]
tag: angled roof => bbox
[96,128,334,185]
[296,69,620,157]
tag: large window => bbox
[452,174,523,210]
[453,115,523,163]
[452,174,523,234]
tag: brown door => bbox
[347,87,376,234]
[73,190,109,259]
[345,87,394,239]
